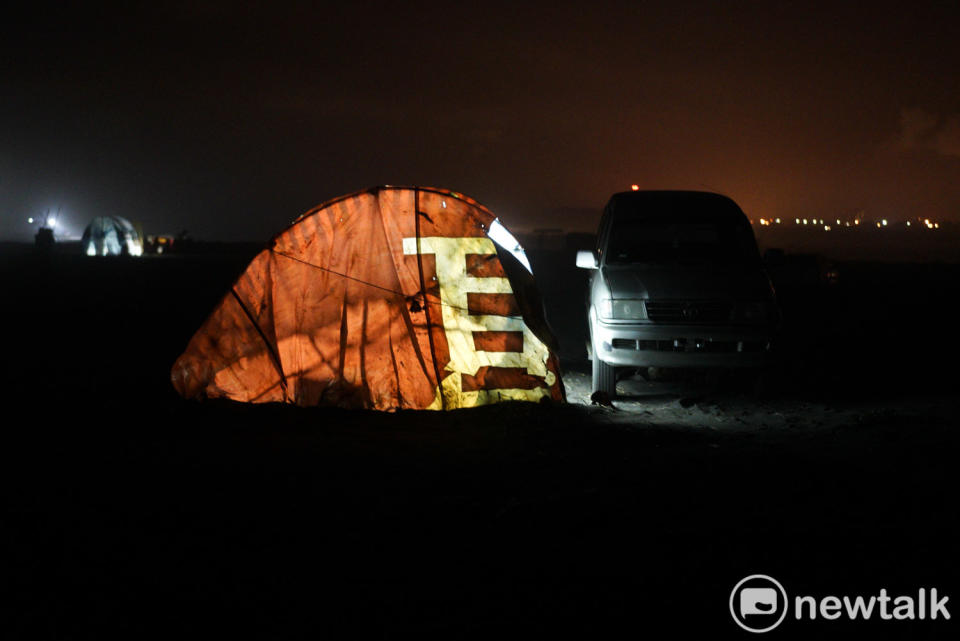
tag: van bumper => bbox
[591,319,772,368]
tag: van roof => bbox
[606,190,748,223]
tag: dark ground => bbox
[1,242,957,639]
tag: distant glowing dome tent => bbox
[81,216,143,256]
[171,186,565,411]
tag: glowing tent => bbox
[171,187,565,411]
[82,216,143,256]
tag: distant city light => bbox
[27,217,34,224]
[631,184,639,191]
[751,213,946,233]
[47,218,57,228]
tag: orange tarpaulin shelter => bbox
[171,186,565,411]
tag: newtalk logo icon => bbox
[730,574,951,633]
[730,575,789,633]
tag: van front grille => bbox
[610,338,769,353]
[644,300,732,323]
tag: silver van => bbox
[577,191,777,395]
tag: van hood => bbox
[601,263,770,300]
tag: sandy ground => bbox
[1,245,957,640]
[561,364,950,434]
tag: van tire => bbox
[592,356,616,397]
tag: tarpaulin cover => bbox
[171,186,565,410]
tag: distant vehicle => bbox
[577,191,778,395]
[144,234,176,255]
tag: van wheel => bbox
[592,356,616,397]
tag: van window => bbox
[606,218,758,265]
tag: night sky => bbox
[3,1,959,241]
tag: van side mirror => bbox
[576,250,598,269]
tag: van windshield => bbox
[605,219,758,265]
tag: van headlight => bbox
[598,298,648,320]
